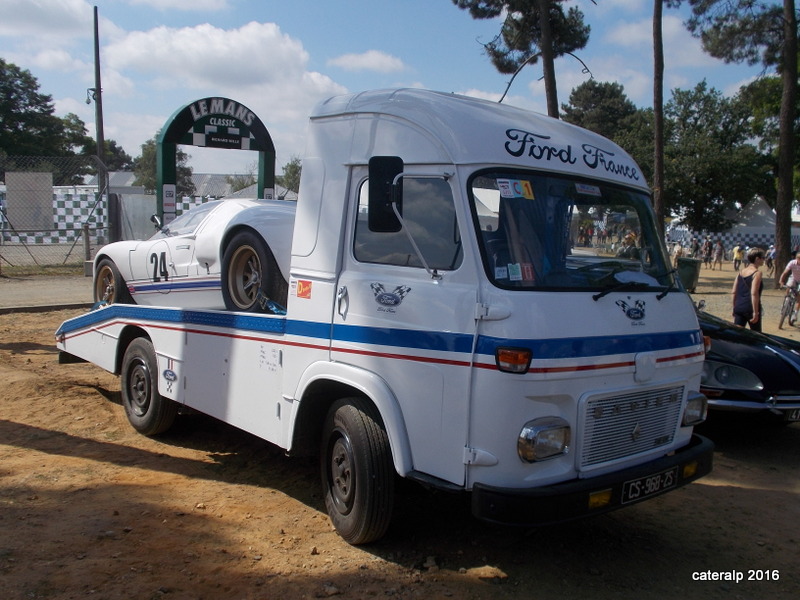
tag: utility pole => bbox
[92,5,105,189]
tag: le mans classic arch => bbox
[156,97,276,221]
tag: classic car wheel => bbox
[320,397,394,545]
[222,231,284,313]
[94,258,133,304]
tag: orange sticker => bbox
[296,280,312,299]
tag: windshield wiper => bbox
[592,281,650,301]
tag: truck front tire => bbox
[321,397,394,544]
[121,338,177,436]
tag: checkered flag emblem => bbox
[371,283,412,307]
[371,283,411,299]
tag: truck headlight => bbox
[701,360,763,391]
[682,391,708,426]
[518,417,570,462]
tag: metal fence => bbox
[0,155,109,270]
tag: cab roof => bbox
[310,88,649,192]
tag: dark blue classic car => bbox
[697,306,800,423]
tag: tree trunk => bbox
[652,0,666,241]
[537,0,559,118]
[774,0,797,285]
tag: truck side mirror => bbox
[368,156,404,232]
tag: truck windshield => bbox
[469,171,674,291]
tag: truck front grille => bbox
[580,386,684,469]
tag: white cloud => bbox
[29,49,86,73]
[0,0,91,39]
[99,20,347,170]
[104,21,315,90]
[327,50,407,73]
[128,0,229,9]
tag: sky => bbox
[0,0,771,176]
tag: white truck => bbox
[57,89,713,544]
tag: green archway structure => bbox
[157,97,276,221]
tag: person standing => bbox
[701,237,712,267]
[732,244,744,270]
[712,240,724,270]
[731,247,765,331]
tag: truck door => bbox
[331,167,477,486]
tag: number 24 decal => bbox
[150,252,169,282]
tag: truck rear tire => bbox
[121,338,178,436]
[321,397,394,545]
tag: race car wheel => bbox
[222,230,284,313]
[121,338,178,436]
[94,258,133,304]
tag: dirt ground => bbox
[1,266,799,600]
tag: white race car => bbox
[93,198,296,312]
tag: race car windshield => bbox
[469,171,675,291]
[151,201,221,239]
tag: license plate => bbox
[621,466,679,504]
[786,408,800,422]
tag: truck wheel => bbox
[221,231,283,313]
[121,338,177,436]
[94,258,133,304]
[321,397,394,545]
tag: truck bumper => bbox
[471,434,714,526]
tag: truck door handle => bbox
[337,286,349,318]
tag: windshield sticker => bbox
[497,178,535,199]
[575,183,602,197]
[521,263,535,281]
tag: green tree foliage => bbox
[687,0,797,278]
[226,161,257,193]
[561,80,654,181]
[561,81,638,140]
[83,139,135,171]
[0,58,65,156]
[664,81,774,232]
[451,0,590,116]
[739,75,800,200]
[0,57,133,180]
[133,136,195,197]
[276,155,302,195]
[60,112,94,155]
[561,78,772,233]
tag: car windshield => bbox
[151,201,220,239]
[469,170,675,291]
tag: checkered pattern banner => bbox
[1,189,103,244]
[668,227,800,254]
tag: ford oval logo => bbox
[376,292,401,306]
[616,299,646,321]
[163,369,177,382]
[627,307,645,320]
